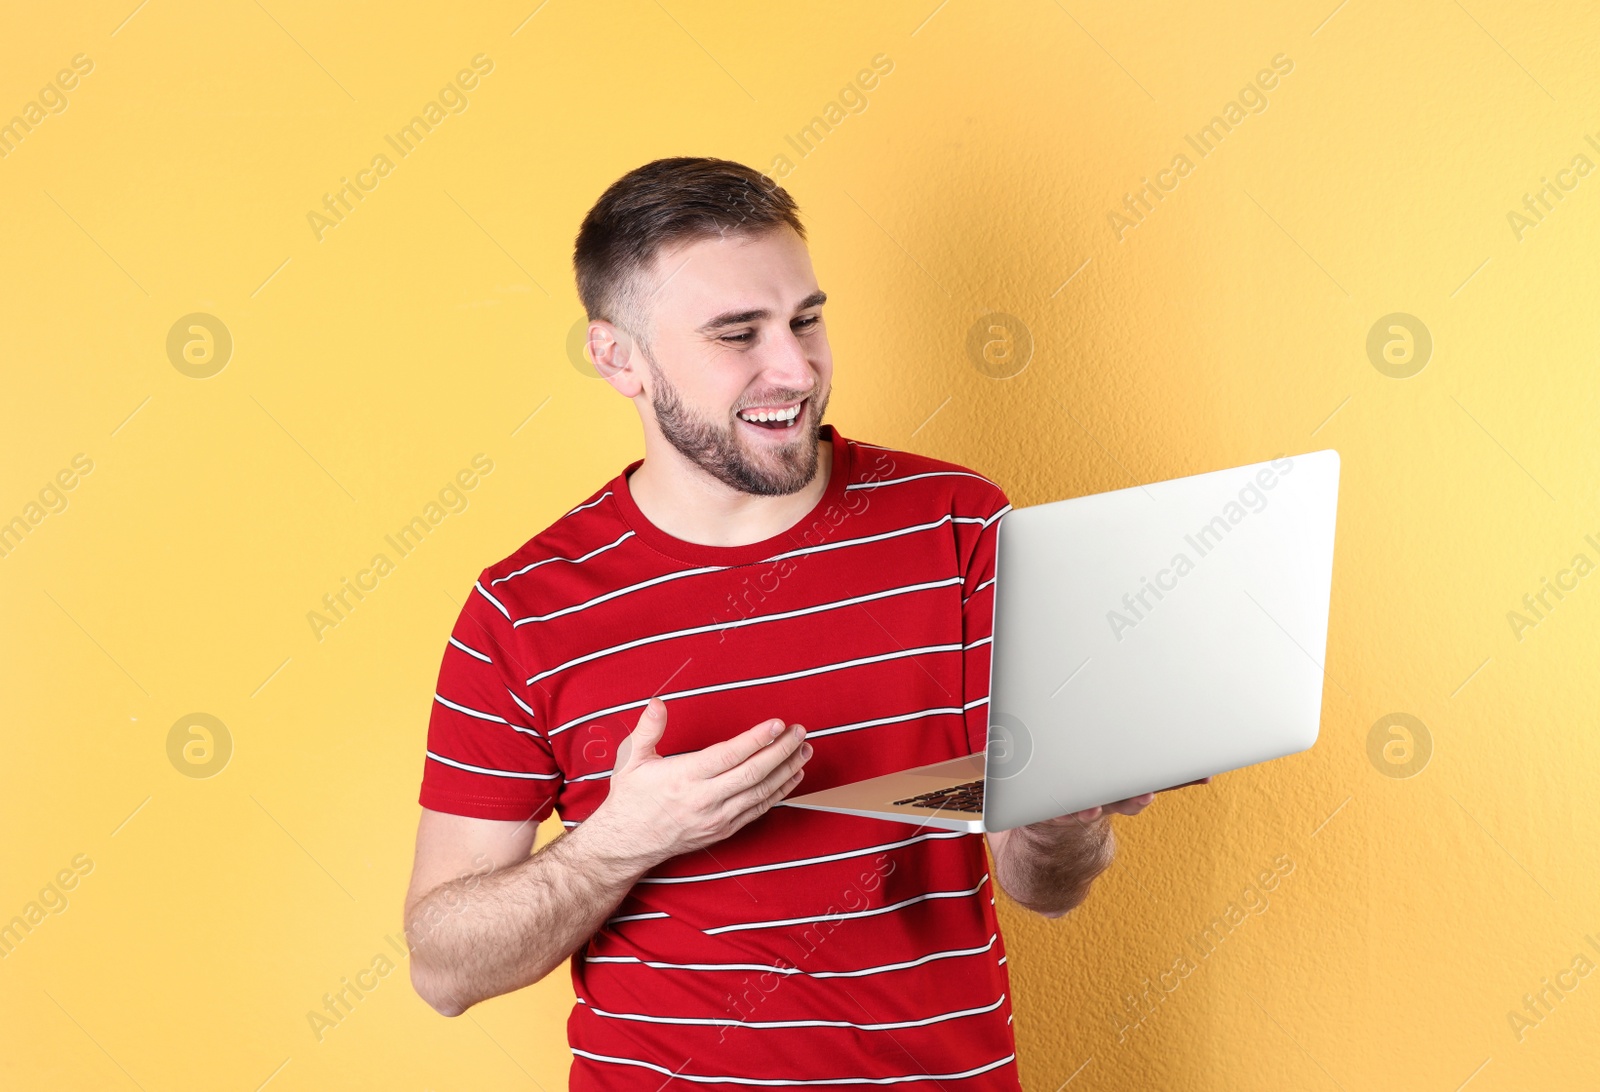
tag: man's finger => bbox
[695,718,795,778]
[720,740,810,818]
[617,697,668,768]
[1067,794,1150,820]
[711,727,809,794]
[1155,776,1212,793]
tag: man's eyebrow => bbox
[696,290,828,333]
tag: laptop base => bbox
[777,754,989,833]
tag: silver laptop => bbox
[780,449,1341,832]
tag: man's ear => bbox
[588,320,643,396]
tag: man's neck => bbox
[625,436,833,548]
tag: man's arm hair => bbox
[404,808,658,1016]
[405,700,810,1015]
[987,818,1116,919]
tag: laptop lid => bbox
[981,449,1340,831]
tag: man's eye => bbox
[721,316,818,344]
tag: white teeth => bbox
[739,403,801,424]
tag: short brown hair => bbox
[572,157,805,347]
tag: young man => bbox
[403,157,1178,1088]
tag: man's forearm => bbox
[993,816,1117,918]
[407,817,657,1016]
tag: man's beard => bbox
[644,348,829,498]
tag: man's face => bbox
[621,225,833,497]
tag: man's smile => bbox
[735,396,808,432]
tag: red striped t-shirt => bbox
[418,424,1021,1088]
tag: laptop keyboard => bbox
[892,779,984,813]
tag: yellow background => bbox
[3,1,1597,1088]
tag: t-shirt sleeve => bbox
[418,573,563,822]
[958,480,1013,757]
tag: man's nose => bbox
[761,327,816,392]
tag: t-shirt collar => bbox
[611,424,852,567]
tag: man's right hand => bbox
[587,698,812,868]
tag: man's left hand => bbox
[1049,776,1213,825]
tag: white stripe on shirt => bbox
[559,701,975,788]
[562,490,613,519]
[548,642,963,737]
[846,471,998,491]
[606,910,670,924]
[490,530,636,586]
[434,693,514,725]
[704,875,990,935]
[569,1047,1018,1085]
[432,695,541,742]
[511,514,971,631]
[580,992,1006,1031]
[448,636,492,663]
[585,932,999,978]
[799,704,967,741]
[512,563,728,626]
[527,577,962,686]
[425,750,560,779]
[505,687,538,722]
[638,829,967,884]
[962,576,995,606]
[473,580,511,620]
